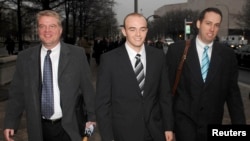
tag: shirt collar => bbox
[196,36,213,49]
[41,42,61,53]
[125,42,145,59]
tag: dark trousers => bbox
[7,49,14,55]
[42,119,71,141]
[144,125,154,141]
[86,53,91,65]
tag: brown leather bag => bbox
[172,40,191,95]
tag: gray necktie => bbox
[134,54,145,95]
[41,50,54,119]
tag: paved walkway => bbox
[0,58,250,141]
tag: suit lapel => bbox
[185,41,223,86]
[118,46,142,96]
[204,43,222,85]
[185,41,204,85]
[143,46,155,96]
[27,45,42,108]
[58,42,70,79]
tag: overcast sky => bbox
[113,0,187,25]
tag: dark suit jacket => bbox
[166,38,246,141]
[95,45,174,141]
[4,42,95,141]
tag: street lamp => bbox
[146,15,160,42]
[134,0,138,13]
[216,4,229,36]
[146,15,160,22]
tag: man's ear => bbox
[121,27,127,37]
[196,20,200,29]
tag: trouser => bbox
[42,118,71,141]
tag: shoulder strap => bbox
[172,40,191,95]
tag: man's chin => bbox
[42,42,57,48]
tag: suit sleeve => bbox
[95,54,114,141]
[79,48,96,121]
[4,54,25,130]
[226,49,246,124]
[160,52,174,131]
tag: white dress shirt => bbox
[125,42,146,75]
[41,43,62,120]
[196,36,213,67]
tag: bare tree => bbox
[0,0,119,49]
[238,0,250,29]
[148,9,199,41]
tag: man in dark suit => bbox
[3,10,96,141]
[95,13,174,141]
[166,7,246,141]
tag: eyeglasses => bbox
[38,24,59,31]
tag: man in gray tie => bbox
[3,10,96,141]
[134,53,145,95]
[96,12,174,141]
[166,7,246,141]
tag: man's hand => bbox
[165,131,174,141]
[85,121,96,129]
[3,129,15,141]
[85,121,96,136]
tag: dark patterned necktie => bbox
[201,46,210,82]
[41,50,54,119]
[134,54,145,95]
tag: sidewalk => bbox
[0,59,250,140]
[223,82,250,124]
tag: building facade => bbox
[154,0,247,39]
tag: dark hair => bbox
[198,7,223,22]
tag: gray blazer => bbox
[96,45,174,141]
[4,41,95,141]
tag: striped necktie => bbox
[134,54,145,95]
[41,50,54,119]
[201,46,210,82]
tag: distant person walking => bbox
[4,36,15,55]
[78,36,92,65]
[155,37,164,50]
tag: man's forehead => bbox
[127,26,147,29]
